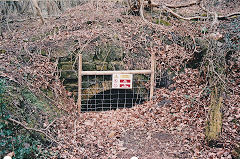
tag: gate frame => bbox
[77,53,155,113]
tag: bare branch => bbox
[218,12,240,19]
[163,6,208,20]
[31,0,45,24]
[165,0,200,8]
[7,117,60,145]
[199,0,240,20]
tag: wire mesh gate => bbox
[77,54,155,112]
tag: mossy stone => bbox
[0,49,6,54]
[61,71,78,79]
[41,50,47,56]
[61,65,73,70]
[155,19,171,26]
[82,63,96,71]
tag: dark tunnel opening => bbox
[81,89,145,111]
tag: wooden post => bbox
[150,53,155,101]
[77,54,82,113]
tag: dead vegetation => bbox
[0,0,239,158]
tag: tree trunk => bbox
[32,0,45,24]
[205,86,223,143]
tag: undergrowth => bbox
[0,78,53,159]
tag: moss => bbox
[61,65,73,70]
[205,87,223,142]
[58,62,73,67]
[40,50,47,56]
[231,145,240,158]
[96,64,108,71]
[82,81,111,99]
[60,71,78,79]
[155,19,171,26]
[0,50,7,54]
[22,89,48,111]
[41,89,54,99]
[3,83,62,132]
[31,35,42,42]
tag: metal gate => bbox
[77,54,155,112]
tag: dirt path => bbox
[118,129,190,158]
[52,101,204,158]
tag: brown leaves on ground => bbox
[0,0,239,158]
[50,69,239,159]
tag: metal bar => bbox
[81,70,152,75]
[150,53,155,101]
[77,54,82,113]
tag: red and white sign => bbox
[112,74,133,89]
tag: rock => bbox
[82,63,96,71]
[209,32,223,41]
[61,71,77,80]
[61,65,73,70]
[84,120,94,126]
[157,100,172,107]
[116,18,122,23]
[108,131,116,138]
[96,64,108,71]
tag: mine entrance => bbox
[81,74,149,112]
[77,54,155,112]
[83,88,145,111]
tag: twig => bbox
[4,17,38,23]
[163,6,208,20]
[0,72,20,85]
[139,0,148,23]
[72,36,100,72]
[6,16,11,32]
[8,117,61,146]
[73,119,77,141]
[31,0,45,24]
[212,66,226,85]
[199,0,239,20]
[165,0,200,8]
[101,49,111,70]
[44,118,57,130]
[218,12,240,19]
[211,12,219,29]
[139,0,171,32]
[137,0,239,23]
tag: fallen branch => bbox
[7,117,61,146]
[199,0,240,20]
[138,1,171,32]
[135,0,240,23]
[139,0,148,23]
[163,6,208,20]
[218,12,240,19]
[165,0,200,8]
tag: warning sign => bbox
[112,74,133,89]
